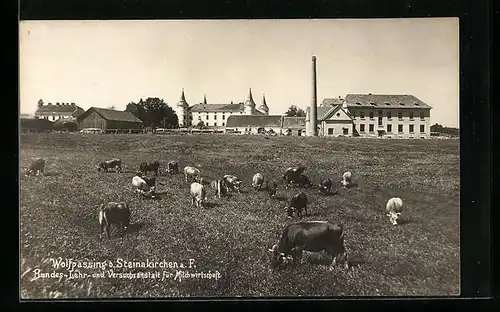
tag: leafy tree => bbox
[285,105,306,117]
[431,123,459,136]
[196,121,205,129]
[125,97,179,128]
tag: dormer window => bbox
[384,102,390,106]
[414,102,419,106]
[399,102,405,106]
[370,102,376,106]
[355,102,361,105]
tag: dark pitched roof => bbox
[226,115,282,128]
[78,107,143,123]
[321,98,344,106]
[282,117,306,130]
[189,103,245,113]
[305,106,334,120]
[35,103,84,114]
[345,94,432,108]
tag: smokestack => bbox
[310,56,318,136]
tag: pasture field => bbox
[20,133,460,298]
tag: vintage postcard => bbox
[19,18,460,299]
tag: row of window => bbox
[41,116,67,121]
[327,128,349,135]
[358,124,425,133]
[353,111,425,120]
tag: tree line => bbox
[430,123,459,136]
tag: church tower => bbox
[244,88,256,115]
[258,93,269,115]
[176,89,189,127]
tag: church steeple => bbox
[258,93,269,115]
[244,88,256,115]
[178,88,188,108]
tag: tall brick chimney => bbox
[310,56,318,136]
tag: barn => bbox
[77,107,143,133]
[225,115,283,135]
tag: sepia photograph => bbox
[19,18,460,299]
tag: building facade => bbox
[77,107,143,132]
[344,94,432,139]
[34,100,85,121]
[305,103,354,137]
[175,88,269,128]
[225,115,306,135]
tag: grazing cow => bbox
[98,202,130,240]
[25,158,45,176]
[265,180,278,198]
[386,197,403,225]
[131,176,155,198]
[282,166,311,188]
[184,166,201,183]
[223,175,243,193]
[97,158,122,173]
[190,182,207,208]
[341,171,352,188]
[166,161,179,174]
[252,173,264,190]
[285,192,308,218]
[210,179,226,199]
[319,178,333,194]
[141,176,157,194]
[267,221,348,270]
[139,160,160,176]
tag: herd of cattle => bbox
[23,156,404,271]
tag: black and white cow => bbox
[166,161,179,174]
[97,158,122,173]
[223,175,242,193]
[268,221,348,270]
[318,178,333,194]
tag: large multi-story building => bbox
[174,88,269,128]
[34,99,85,121]
[305,93,432,139]
[344,94,432,139]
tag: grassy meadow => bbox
[19,133,460,298]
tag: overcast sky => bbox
[19,18,459,127]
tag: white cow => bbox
[252,173,264,190]
[184,166,201,183]
[132,176,155,198]
[341,171,352,188]
[386,197,403,225]
[190,182,207,208]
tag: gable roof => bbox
[189,103,246,113]
[226,115,282,128]
[321,98,344,107]
[35,103,84,114]
[282,117,306,130]
[322,105,352,120]
[345,94,432,108]
[305,106,335,120]
[77,107,143,123]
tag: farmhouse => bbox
[35,100,85,121]
[344,94,432,139]
[77,107,143,133]
[305,104,353,137]
[175,88,269,128]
